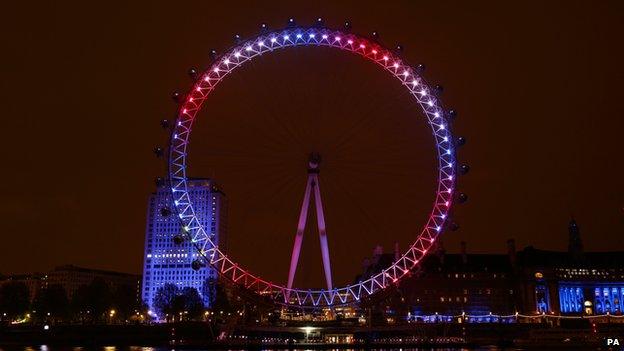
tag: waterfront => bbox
[1,322,621,350]
[0,347,571,351]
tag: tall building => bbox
[141,178,227,315]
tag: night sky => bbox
[2,1,623,288]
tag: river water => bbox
[0,347,532,351]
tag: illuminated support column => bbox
[286,153,333,294]
[286,176,312,293]
[312,173,333,291]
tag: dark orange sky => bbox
[1,1,623,288]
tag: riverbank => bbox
[0,322,621,348]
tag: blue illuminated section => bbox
[594,286,624,314]
[535,284,550,313]
[141,179,226,316]
[559,286,583,313]
[559,284,624,314]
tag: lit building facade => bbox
[141,178,227,314]
[394,241,518,318]
[518,220,624,315]
[45,265,141,300]
[360,219,624,320]
[520,262,624,315]
[0,266,140,303]
[0,273,45,302]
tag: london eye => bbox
[163,19,466,307]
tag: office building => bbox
[141,178,227,315]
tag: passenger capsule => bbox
[209,49,218,61]
[173,235,184,245]
[191,259,203,271]
[447,109,458,120]
[458,193,468,204]
[456,136,466,147]
[460,164,470,175]
[160,207,171,217]
[188,67,198,80]
[153,147,164,158]
[155,177,165,187]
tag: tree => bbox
[153,283,178,321]
[86,278,112,320]
[211,283,234,315]
[180,287,204,320]
[71,284,89,322]
[153,285,206,322]
[33,284,69,322]
[0,281,30,320]
[111,284,139,321]
[71,278,112,323]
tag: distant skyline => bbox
[1,1,623,288]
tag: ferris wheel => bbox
[161,18,468,307]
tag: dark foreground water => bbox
[0,348,521,351]
[0,347,541,351]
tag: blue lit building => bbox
[519,220,624,315]
[141,178,227,315]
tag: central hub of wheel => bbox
[308,152,321,173]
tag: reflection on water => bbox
[0,347,512,351]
